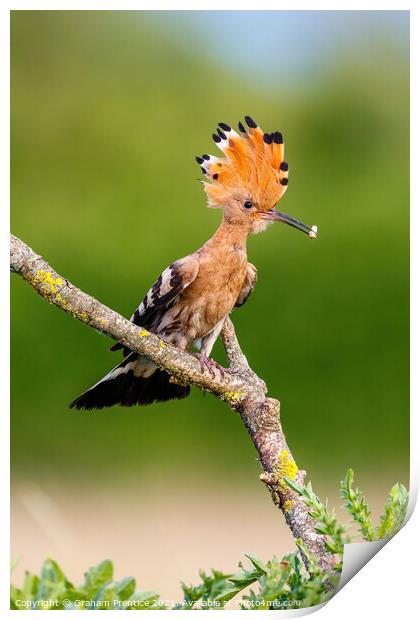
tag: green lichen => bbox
[275,450,298,491]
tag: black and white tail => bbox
[70,353,190,410]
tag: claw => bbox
[192,353,225,379]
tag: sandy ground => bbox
[11,477,396,604]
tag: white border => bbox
[2,3,417,618]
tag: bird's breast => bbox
[158,250,248,347]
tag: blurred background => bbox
[11,11,409,600]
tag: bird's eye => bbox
[244,200,253,209]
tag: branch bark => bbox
[10,233,337,573]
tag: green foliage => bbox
[340,468,375,541]
[284,477,349,566]
[11,558,161,610]
[12,470,409,610]
[180,551,336,610]
[376,483,409,539]
[340,471,408,541]
[180,568,236,609]
[285,469,408,551]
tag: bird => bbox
[70,116,317,410]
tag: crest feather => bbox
[196,117,289,209]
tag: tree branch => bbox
[10,233,337,573]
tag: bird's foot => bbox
[192,353,226,379]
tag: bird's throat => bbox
[207,218,249,253]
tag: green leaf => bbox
[228,574,258,588]
[340,469,375,541]
[94,583,118,607]
[37,559,73,605]
[376,483,409,539]
[83,559,113,593]
[283,476,305,495]
[243,554,267,575]
[314,524,330,535]
[324,540,338,553]
[10,585,23,610]
[115,576,136,600]
[22,571,40,601]
[214,585,244,603]
[129,590,161,609]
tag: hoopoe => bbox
[70,116,317,409]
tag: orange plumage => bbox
[197,117,289,213]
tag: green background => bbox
[11,10,409,594]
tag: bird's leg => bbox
[192,352,226,379]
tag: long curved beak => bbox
[261,208,317,238]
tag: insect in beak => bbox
[261,209,317,239]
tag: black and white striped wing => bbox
[110,255,199,352]
[235,262,257,308]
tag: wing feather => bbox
[235,262,257,308]
[110,255,199,352]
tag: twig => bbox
[10,233,337,573]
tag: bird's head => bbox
[197,116,317,239]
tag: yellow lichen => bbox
[223,390,246,404]
[139,329,149,337]
[275,450,298,490]
[159,340,167,349]
[55,293,68,309]
[33,270,64,302]
[283,499,294,513]
[72,310,89,322]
